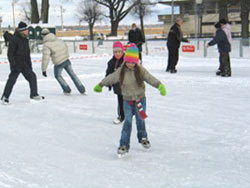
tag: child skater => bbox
[105,41,125,124]
[94,43,166,157]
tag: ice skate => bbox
[117,146,129,158]
[30,95,45,103]
[139,138,151,149]
[1,96,10,105]
[113,117,123,125]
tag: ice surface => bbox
[0,49,250,187]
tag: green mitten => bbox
[94,84,102,93]
[158,84,166,96]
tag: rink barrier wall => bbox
[0,38,250,64]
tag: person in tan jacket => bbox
[94,43,166,157]
[41,28,85,95]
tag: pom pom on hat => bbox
[18,21,28,31]
[124,43,139,64]
[113,41,124,52]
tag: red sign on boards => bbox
[182,45,195,52]
[79,44,88,50]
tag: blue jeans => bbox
[54,60,85,93]
[120,98,148,147]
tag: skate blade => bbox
[118,153,128,158]
[30,99,45,103]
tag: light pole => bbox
[171,0,174,26]
[12,0,17,30]
[195,0,203,49]
[60,5,65,37]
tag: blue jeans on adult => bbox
[54,59,85,94]
[120,98,148,148]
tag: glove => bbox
[108,86,112,91]
[158,84,166,96]
[93,84,102,93]
[42,71,47,77]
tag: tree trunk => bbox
[219,0,228,21]
[89,22,94,40]
[111,21,119,36]
[89,22,95,53]
[241,0,249,45]
[31,0,39,23]
[41,0,49,23]
[139,3,145,39]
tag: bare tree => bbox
[240,0,249,45]
[41,0,49,23]
[76,0,103,40]
[218,0,228,20]
[131,0,155,39]
[94,0,138,36]
[19,1,32,23]
[31,0,39,23]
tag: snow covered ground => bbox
[0,50,250,188]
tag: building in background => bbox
[158,0,249,38]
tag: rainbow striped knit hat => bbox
[124,43,139,64]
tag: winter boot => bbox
[117,145,129,157]
[30,95,45,103]
[113,117,124,124]
[139,138,151,149]
[1,96,9,105]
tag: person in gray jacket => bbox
[94,43,166,157]
[41,28,86,95]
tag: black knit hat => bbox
[18,21,28,31]
[219,19,227,24]
[214,22,221,29]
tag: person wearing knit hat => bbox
[41,29,86,95]
[124,43,139,64]
[93,42,167,157]
[206,21,231,77]
[1,21,45,104]
[105,41,125,124]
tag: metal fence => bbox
[0,38,250,59]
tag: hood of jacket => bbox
[222,23,231,33]
[43,33,57,42]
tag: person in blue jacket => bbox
[206,22,232,77]
[105,41,125,124]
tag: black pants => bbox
[117,94,124,121]
[219,52,231,75]
[2,68,39,99]
[167,45,179,71]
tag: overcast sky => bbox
[0,0,172,28]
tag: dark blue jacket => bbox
[208,29,231,53]
[167,23,188,48]
[8,30,32,71]
[105,55,124,95]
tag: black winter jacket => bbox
[167,23,188,48]
[105,55,124,95]
[128,28,145,51]
[8,30,32,71]
[208,29,231,53]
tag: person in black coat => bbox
[1,21,44,104]
[105,41,125,124]
[166,17,189,73]
[206,22,231,77]
[3,31,13,47]
[128,23,145,63]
